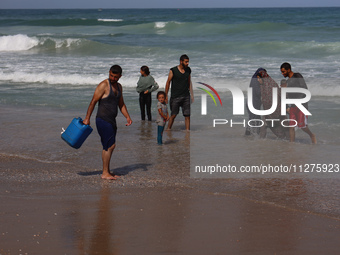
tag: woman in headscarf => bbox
[245,68,266,135]
[257,69,288,139]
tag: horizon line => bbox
[1,6,340,10]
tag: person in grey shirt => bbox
[136,66,159,121]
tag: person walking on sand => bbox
[136,65,159,121]
[165,54,194,131]
[83,65,132,180]
[280,62,316,144]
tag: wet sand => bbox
[1,153,340,254]
[0,105,339,254]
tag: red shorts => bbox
[289,107,308,128]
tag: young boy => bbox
[156,91,169,145]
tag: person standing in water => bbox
[245,68,266,136]
[255,69,288,139]
[280,62,316,144]
[156,91,169,145]
[83,65,132,180]
[165,54,194,131]
[136,66,159,121]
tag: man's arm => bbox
[165,69,173,104]
[189,74,194,103]
[83,81,106,126]
[118,84,132,126]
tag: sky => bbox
[1,0,340,9]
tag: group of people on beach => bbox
[246,63,316,144]
[83,54,192,179]
[135,54,194,144]
[82,55,316,180]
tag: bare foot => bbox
[311,134,317,144]
[101,173,118,180]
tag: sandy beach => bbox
[1,153,340,255]
[1,105,339,254]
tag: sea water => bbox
[0,8,339,175]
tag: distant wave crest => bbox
[98,18,123,22]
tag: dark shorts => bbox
[170,95,191,117]
[96,117,117,151]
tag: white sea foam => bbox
[2,68,339,97]
[0,71,101,86]
[0,34,39,52]
[53,38,82,48]
[98,19,123,22]
[0,34,83,52]
[155,22,167,29]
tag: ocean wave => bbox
[0,17,124,27]
[0,70,101,85]
[155,22,167,29]
[98,18,123,22]
[113,21,290,37]
[0,34,39,52]
[0,34,84,52]
[1,68,339,97]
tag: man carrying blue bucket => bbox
[83,65,132,180]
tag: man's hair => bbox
[157,91,166,99]
[110,65,122,74]
[141,65,150,75]
[180,54,189,62]
[280,62,291,71]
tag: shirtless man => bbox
[280,62,316,144]
[83,65,132,180]
[165,54,194,131]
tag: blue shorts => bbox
[96,117,117,151]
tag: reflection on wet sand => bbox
[59,178,339,254]
[88,185,117,255]
[69,186,190,254]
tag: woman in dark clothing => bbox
[257,69,288,139]
[245,68,266,135]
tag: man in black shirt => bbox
[165,54,194,131]
[280,62,316,144]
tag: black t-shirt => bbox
[170,66,191,98]
[287,72,308,109]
